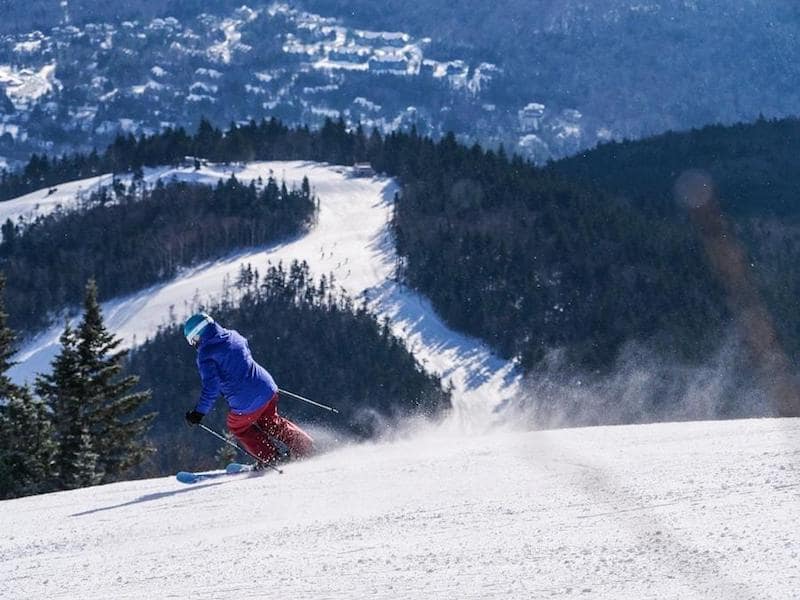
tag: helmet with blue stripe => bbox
[184,313,214,347]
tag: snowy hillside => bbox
[3,161,798,599]
[2,417,798,599]
[7,161,520,423]
[0,4,512,165]
[6,1,800,166]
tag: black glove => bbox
[185,410,204,426]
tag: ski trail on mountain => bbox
[9,161,520,424]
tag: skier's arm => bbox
[195,355,221,414]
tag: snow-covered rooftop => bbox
[0,63,60,108]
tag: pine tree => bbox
[0,393,57,498]
[0,276,17,385]
[35,323,102,489]
[0,274,57,498]
[36,280,156,489]
[74,280,156,482]
[68,427,101,489]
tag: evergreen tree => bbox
[0,393,57,498]
[0,274,18,383]
[35,323,102,489]
[69,428,102,490]
[36,280,156,489]
[74,280,156,482]
[0,274,56,498]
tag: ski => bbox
[175,462,255,484]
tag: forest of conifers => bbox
[0,174,315,332]
[4,115,800,372]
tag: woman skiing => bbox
[183,313,314,464]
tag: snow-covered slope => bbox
[0,162,259,230]
[2,418,798,599]
[2,162,798,599]
[0,173,116,227]
[7,161,520,424]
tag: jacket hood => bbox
[198,322,227,347]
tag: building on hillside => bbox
[518,102,546,132]
[352,162,375,177]
[368,56,409,75]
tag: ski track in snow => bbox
[7,160,520,424]
[2,419,799,599]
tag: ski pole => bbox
[278,387,339,413]
[198,423,283,474]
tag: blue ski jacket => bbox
[194,323,277,416]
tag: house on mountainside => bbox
[352,162,375,177]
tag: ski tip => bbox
[176,471,199,484]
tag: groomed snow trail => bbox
[2,418,799,599]
[0,163,240,229]
[8,161,520,424]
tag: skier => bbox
[183,313,314,465]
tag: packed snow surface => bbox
[0,174,114,228]
[2,418,798,599]
[8,161,520,423]
[0,163,245,233]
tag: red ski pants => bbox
[227,394,314,463]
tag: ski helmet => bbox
[183,313,214,346]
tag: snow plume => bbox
[291,398,453,462]
[676,169,800,417]
[506,335,772,430]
